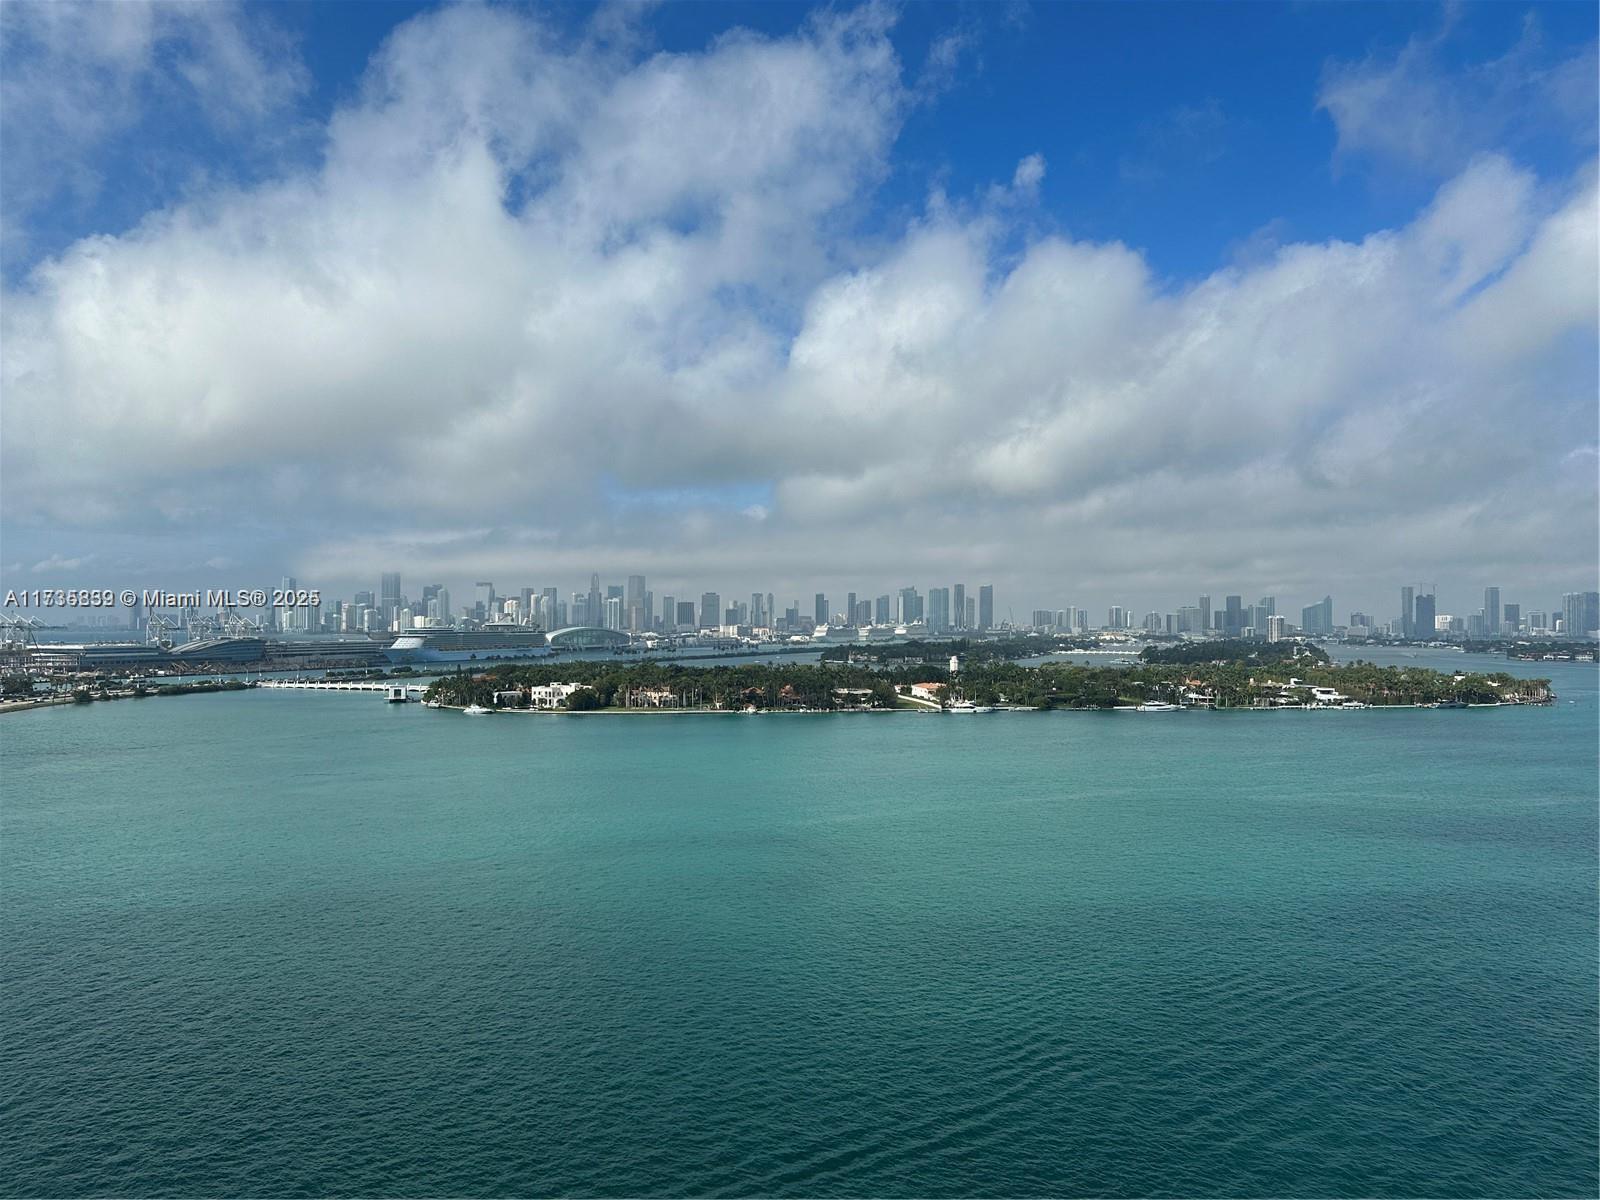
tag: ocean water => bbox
[2,653,1595,1197]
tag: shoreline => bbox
[420,700,1539,716]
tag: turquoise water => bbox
[3,654,1595,1197]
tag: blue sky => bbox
[9,2,1594,280]
[1,1,1595,619]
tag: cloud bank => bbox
[2,4,1595,613]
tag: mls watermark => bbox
[3,588,321,610]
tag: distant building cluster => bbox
[16,568,1599,651]
[1033,586,1600,643]
[266,573,1600,647]
[292,573,1004,644]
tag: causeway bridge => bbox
[258,681,429,694]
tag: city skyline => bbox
[27,563,1598,643]
[0,3,1595,609]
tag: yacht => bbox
[1136,701,1183,712]
[462,703,493,715]
[946,699,995,713]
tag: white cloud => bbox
[0,0,307,257]
[1318,13,1598,176]
[0,5,1594,613]
[30,553,92,573]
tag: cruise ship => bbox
[383,624,551,664]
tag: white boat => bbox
[1136,701,1182,712]
[383,624,550,664]
[946,699,994,713]
[462,703,493,715]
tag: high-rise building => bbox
[1484,586,1501,635]
[952,585,965,630]
[965,597,977,628]
[1266,614,1287,641]
[928,587,951,633]
[1563,591,1600,637]
[1223,595,1244,638]
[677,601,696,628]
[661,595,676,632]
[1401,586,1415,638]
[978,585,994,631]
[815,593,828,627]
[587,575,603,631]
[700,593,720,629]
[1300,595,1333,634]
[896,587,922,625]
[603,596,623,630]
[1108,605,1125,629]
[428,587,452,625]
[1502,603,1520,634]
[380,572,402,626]
[875,594,891,625]
[1414,592,1436,638]
[626,575,647,631]
[1199,595,1211,632]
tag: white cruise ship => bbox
[383,624,550,664]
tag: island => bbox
[422,639,1553,712]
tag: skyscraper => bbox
[1300,595,1333,634]
[953,584,965,630]
[627,575,647,631]
[1199,594,1211,632]
[978,585,994,631]
[1223,595,1244,638]
[700,592,720,629]
[928,587,951,633]
[1562,592,1600,637]
[1414,592,1436,637]
[814,593,828,627]
[1484,586,1501,635]
[1401,586,1415,638]
[380,572,402,626]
